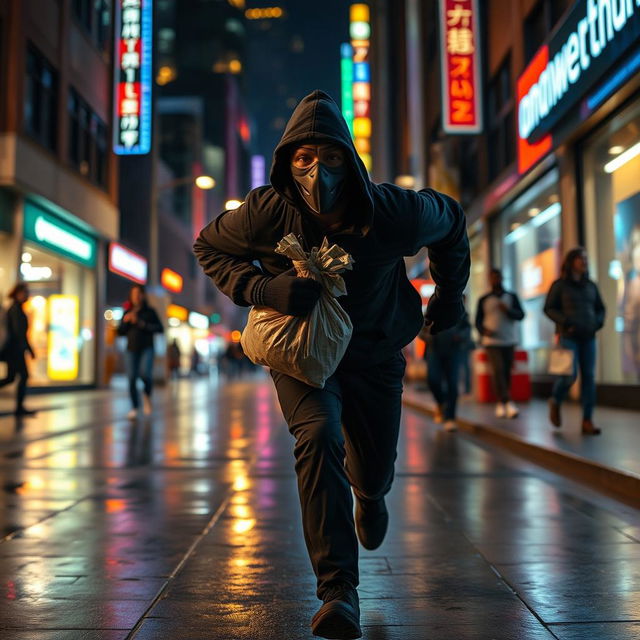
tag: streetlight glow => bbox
[195,175,216,190]
[225,199,243,210]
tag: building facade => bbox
[0,0,119,389]
[372,0,640,407]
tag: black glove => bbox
[423,294,465,335]
[250,269,323,316]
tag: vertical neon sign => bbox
[113,0,153,155]
[438,0,482,134]
[340,43,354,136]
[350,4,371,172]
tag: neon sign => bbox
[113,0,153,155]
[350,4,372,172]
[161,268,183,293]
[340,43,354,136]
[517,0,640,174]
[439,0,483,134]
[108,242,148,284]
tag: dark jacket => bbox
[544,277,606,340]
[117,304,163,352]
[2,302,33,358]
[193,90,470,368]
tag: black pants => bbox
[0,352,29,411]
[270,352,406,599]
[485,345,514,403]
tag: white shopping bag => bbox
[548,347,574,376]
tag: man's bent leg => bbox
[270,370,358,599]
[338,352,405,503]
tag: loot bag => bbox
[241,233,354,388]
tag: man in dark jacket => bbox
[117,285,164,418]
[0,283,37,416]
[544,247,605,434]
[194,91,469,639]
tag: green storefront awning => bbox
[23,201,97,268]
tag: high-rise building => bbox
[0,0,119,389]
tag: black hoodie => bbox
[194,90,470,368]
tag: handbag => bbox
[548,347,574,376]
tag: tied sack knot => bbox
[276,233,354,298]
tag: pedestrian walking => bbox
[117,285,163,419]
[167,339,181,379]
[194,90,469,639]
[544,247,605,435]
[0,283,37,417]
[424,309,472,431]
[475,268,525,418]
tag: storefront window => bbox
[582,97,640,385]
[21,244,96,385]
[491,169,562,374]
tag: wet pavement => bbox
[1,374,640,639]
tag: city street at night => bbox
[2,0,640,638]
[1,376,639,639]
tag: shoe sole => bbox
[311,601,362,639]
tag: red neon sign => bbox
[517,45,554,175]
[439,0,482,134]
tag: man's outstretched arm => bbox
[402,188,470,332]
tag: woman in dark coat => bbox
[117,285,163,418]
[544,247,605,435]
[0,283,36,416]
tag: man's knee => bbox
[294,415,343,455]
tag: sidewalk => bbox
[403,387,640,506]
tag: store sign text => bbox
[439,0,483,134]
[108,242,148,284]
[517,0,640,173]
[113,0,153,155]
[23,203,97,268]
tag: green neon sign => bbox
[23,202,97,268]
[341,43,354,137]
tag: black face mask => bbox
[291,161,347,215]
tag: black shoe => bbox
[311,585,361,639]
[355,496,388,551]
[14,407,37,417]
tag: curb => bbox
[402,395,640,508]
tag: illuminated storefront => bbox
[166,305,212,374]
[490,170,561,375]
[495,0,640,402]
[581,97,640,386]
[21,202,98,386]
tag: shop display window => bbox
[21,244,96,385]
[582,97,640,385]
[491,169,562,375]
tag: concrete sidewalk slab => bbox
[403,388,640,507]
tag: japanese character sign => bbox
[113,0,153,155]
[439,0,482,133]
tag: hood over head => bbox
[270,90,373,234]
